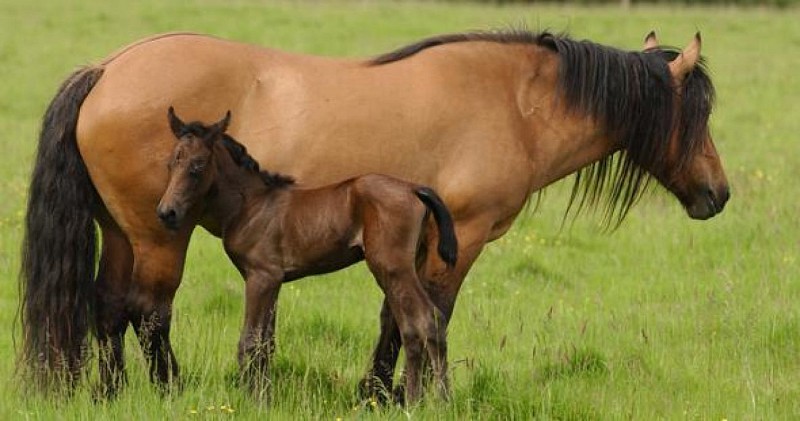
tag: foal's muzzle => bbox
[156,206,181,230]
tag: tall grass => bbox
[1,1,798,418]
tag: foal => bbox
[157,108,457,403]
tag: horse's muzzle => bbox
[686,184,730,220]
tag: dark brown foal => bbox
[156,108,458,403]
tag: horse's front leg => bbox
[128,238,189,393]
[237,267,283,400]
[94,217,134,399]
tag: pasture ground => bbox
[0,1,798,419]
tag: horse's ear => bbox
[643,30,659,50]
[167,106,185,138]
[668,32,702,81]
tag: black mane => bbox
[220,133,295,189]
[372,29,715,226]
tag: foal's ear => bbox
[211,111,232,136]
[167,106,185,139]
[668,32,702,82]
[203,111,231,147]
[643,30,659,50]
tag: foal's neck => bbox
[209,147,287,232]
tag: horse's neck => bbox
[527,124,618,192]
[515,48,619,190]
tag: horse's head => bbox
[157,107,231,230]
[643,32,730,220]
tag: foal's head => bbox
[157,107,230,230]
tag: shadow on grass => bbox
[456,361,602,420]
[765,317,800,365]
[537,346,609,380]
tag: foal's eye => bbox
[189,162,206,176]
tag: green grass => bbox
[2,0,799,419]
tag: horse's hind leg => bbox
[128,237,190,392]
[94,216,134,398]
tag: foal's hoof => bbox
[392,384,406,407]
[91,376,128,402]
[155,379,184,398]
[91,384,119,403]
[242,379,272,402]
[357,377,392,407]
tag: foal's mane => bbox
[179,121,294,188]
[372,29,715,226]
[219,133,295,189]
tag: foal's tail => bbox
[20,65,104,391]
[414,187,458,268]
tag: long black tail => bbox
[20,65,104,390]
[414,187,458,268]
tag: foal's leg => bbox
[364,218,492,402]
[418,219,492,395]
[373,266,445,405]
[94,217,134,399]
[236,267,283,399]
[128,238,190,391]
[362,208,450,404]
[359,299,401,402]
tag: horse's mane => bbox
[219,133,295,189]
[372,29,715,227]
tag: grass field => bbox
[1,0,799,419]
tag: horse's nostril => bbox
[720,186,731,205]
[708,185,730,213]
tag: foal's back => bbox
[256,174,428,281]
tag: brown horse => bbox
[20,29,729,398]
[158,107,457,402]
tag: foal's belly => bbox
[282,246,365,283]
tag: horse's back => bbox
[75,33,536,242]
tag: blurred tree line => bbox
[451,0,795,7]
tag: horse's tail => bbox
[414,187,458,268]
[20,65,104,391]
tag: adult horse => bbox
[21,29,729,398]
